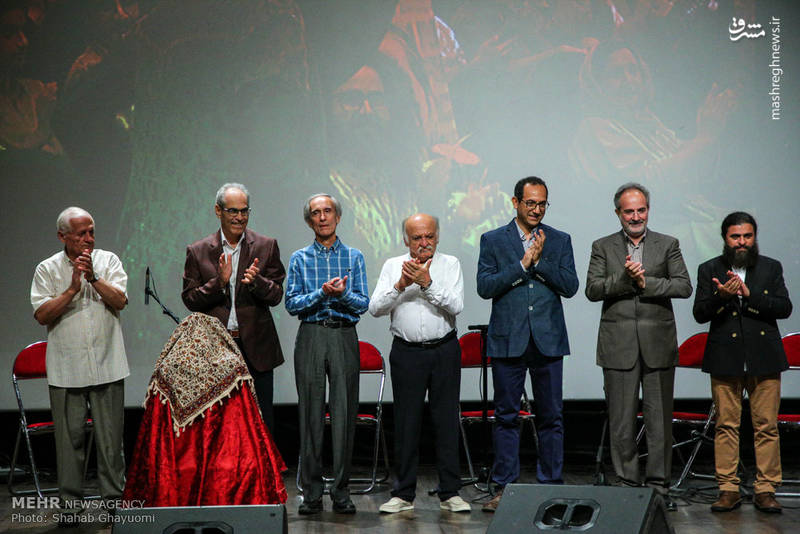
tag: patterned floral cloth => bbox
[146,312,256,434]
[125,312,287,506]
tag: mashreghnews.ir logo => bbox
[728,16,782,120]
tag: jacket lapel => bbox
[642,231,660,272]
[234,230,252,300]
[209,230,223,259]
[745,259,764,294]
[504,219,525,261]
[612,231,628,270]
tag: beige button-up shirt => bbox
[30,249,129,388]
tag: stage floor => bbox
[2,461,799,533]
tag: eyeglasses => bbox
[520,200,550,211]
[221,207,251,216]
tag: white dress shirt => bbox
[30,249,129,388]
[732,264,747,303]
[220,229,242,330]
[369,251,463,343]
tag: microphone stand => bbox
[144,267,180,324]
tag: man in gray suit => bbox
[586,183,692,509]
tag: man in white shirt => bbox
[30,207,129,526]
[369,213,470,513]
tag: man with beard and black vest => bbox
[693,211,793,514]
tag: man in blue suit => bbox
[477,176,579,511]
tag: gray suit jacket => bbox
[586,230,692,370]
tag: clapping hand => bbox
[624,254,646,289]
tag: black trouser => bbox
[235,338,275,433]
[389,335,461,502]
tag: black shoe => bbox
[298,499,323,515]
[663,497,678,512]
[332,498,356,514]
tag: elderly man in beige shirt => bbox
[30,206,129,527]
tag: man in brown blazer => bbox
[586,182,692,509]
[182,183,286,432]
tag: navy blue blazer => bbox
[477,219,579,359]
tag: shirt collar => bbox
[60,249,91,265]
[621,228,647,246]
[515,219,538,240]
[313,237,341,254]
[220,228,242,250]
[405,250,437,263]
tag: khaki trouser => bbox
[49,380,125,511]
[711,374,781,494]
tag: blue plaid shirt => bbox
[285,238,369,323]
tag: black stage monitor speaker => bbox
[112,504,287,534]
[487,484,674,534]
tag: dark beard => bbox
[723,242,759,269]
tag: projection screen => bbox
[2,0,798,409]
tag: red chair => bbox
[8,342,94,498]
[668,332,717,489]
[296,340,390,494]
[776,332,800,497]
[458,331,537,488]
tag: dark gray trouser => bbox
[49,380,125,511]
[294,323,360,502]
[604,357,675,495]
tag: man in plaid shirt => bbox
[286,193,369,515]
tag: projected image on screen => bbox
[2,0,797,407]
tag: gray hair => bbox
[402,214,440,243]
[56,207,93,233]
[215,183,250,208]
[303,193,342,224]
[613,182,650,209]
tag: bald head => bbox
[403,213,439,261]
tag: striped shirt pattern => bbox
[285,238,369,323]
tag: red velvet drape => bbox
[123,387,287,506]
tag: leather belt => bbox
[228,329,240,338]
[306,319,356,329]
[395,330,456,349]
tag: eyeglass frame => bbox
[220,207,252,216]
[519,200,550,211]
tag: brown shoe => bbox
[710,491,742,512]
[754,492,782,514]
[482,488,504,513]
